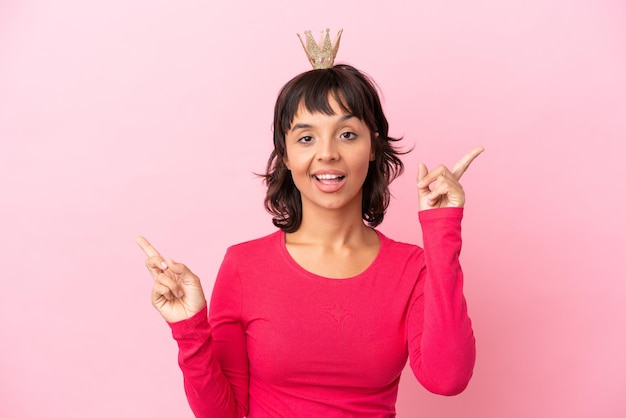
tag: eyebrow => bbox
[291,114,356,131]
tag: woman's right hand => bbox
[136,236,207,323]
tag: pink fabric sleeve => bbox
[168,251,249,418]
[409,207,476,395]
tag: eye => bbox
[340,131,357,140]
[297,135,313,143]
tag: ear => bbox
[370,132,378,161]
[283,156,291,170]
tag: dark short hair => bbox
[263,64,406,232]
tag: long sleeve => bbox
[168,250,249,418]
[408,207,476,395]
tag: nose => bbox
[316,137,339,161]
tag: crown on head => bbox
[297,28,343,70]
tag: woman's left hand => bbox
[416,146,484,210]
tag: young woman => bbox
[138,63,482,417]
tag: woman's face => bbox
[283,96,375,215]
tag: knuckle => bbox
[145,256,159,268]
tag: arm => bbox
[407,147,483,394]
[408,208,476,395]
[136,238,248,418]
[169,301,249,418]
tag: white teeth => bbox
[315,174,342,180]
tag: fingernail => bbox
[178,290,184,298]
[160,261,168,269]
[417,181,424,188]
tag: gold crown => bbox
[297,28,343,69]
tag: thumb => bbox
[167,258,186,275]
[168,259,201,287]
[416,163,430,199]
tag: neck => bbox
[288,199,373,248]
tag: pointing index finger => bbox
[136,236,161,258]
[452,146,484,180]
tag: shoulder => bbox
[372,231,425,284]
[223,230,283,262]
[376,230,424,259]
[227,230,282,251]
[216,230,288,287]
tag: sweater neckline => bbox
[277,229,388,282]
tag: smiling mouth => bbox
[314,174,345,183]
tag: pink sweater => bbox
[169,207,476,417]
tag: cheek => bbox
[354,150,374,178]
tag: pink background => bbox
[1,0,625,417]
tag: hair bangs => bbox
[280,70,371,135]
